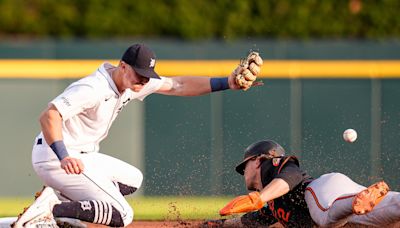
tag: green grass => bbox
[0,196,235,220]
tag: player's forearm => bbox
[39,105,64,145]
[259,178,290,203]
[157,76,231,96]
[157,76,223,96]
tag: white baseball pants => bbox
[305,172,400,227]
[31,137,143,226]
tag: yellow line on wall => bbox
[0,59,399,79]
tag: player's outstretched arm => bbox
[156,76,215,96]
[39,105,84,175]
[219,178,289,216]
[155,73,262,96]
[155,51,264,96]
[259,178,290,203]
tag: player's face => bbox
[120,62,150,92]
[243,157,258,191]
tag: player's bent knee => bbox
[133,168,143,189]
[121,206,134,227]
[109,200,133,227]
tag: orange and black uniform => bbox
[241,156,314,228]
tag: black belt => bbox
[37,138,88,154]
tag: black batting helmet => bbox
[235,140,285,175]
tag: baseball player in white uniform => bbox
[12,44,264,228]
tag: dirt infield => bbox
[82,220,203,228]
[126,221,400,228]
[3,216,399,227]
[129,220,203,227]
[87,221,400,228]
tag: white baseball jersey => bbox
[36,62,165,153]
[32,62,165,225]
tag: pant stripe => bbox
[305,187,356,211]
[101,201,108,224]
[82,173,127,219]
[106,202,113,225]
[98,201,104,224]
[92,200,99,223]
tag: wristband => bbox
[210,77,229,92]
[50,140,70,160]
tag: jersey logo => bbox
[117,98,131,113]
[273,158,281,166]
[80,201,92,211]
[122,98,131,105]
[149,58,156,68]
[61,97,71,106]
[267,200,291,223]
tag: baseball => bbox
[343,129,357,143]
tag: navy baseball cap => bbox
[121,44,160,79]
[235,140,285,175]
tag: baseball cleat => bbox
[12,186,61,228]
[24,218,58,228]
[352,181,389,215]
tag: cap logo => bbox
[149,58,156,68]
[272,158,281,166]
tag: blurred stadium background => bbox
[0,0,399,202]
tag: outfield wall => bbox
[0,40,399,196]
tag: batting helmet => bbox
[235,140,285,175]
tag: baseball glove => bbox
[233,51,263,91]
[219,191,264,216]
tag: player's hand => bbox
[230,51,264,91]
[60,157,84,174]
[228,72,242,90]
[219,191,264,216]
[228,73,263,90]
